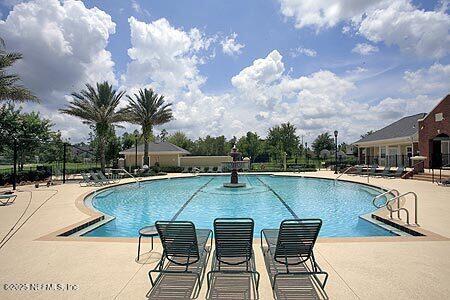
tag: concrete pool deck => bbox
[0,171,449,299]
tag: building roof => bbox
[119,141,190,155]
[354,113,426,144]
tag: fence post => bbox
[12,139,17,191]
[63,142,67,184]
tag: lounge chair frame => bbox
[0,194,17,206]
[261,219,328,293]
[149,221,212,299]
[207,218,260,294]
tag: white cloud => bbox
[277,0,378,30]
[403,63,450,95]
[220,32,245,56]
[290,46,317,57]
[278,0,450,59]
[0,0,117,141]
[358,0,450,59]
[123,17,237,137]
[352,43,378,55]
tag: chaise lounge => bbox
[207,218,260,295]
[261,219,328,294]
[149,221,212,298]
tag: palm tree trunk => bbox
[99,138,106,172]
[143,137,149,166]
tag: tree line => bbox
[0,37,353,172]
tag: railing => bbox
[373,190,418,226]
[109,168,140,187]
[372,189,400,209]
[403,159,425,179]
[335,166,355,181]
[359,155,411,167]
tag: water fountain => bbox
[223,145,247,188]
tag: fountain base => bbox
[223,183,247,188]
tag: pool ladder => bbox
[372,189,419,226]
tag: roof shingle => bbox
[354,113,426,144]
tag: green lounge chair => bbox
[376,166,391,177]
[361,165,377,176]
[261,219,328,292]
[149,221,212,298]
[89,171,108,185]
[207,218,260,294]
[348,165,363,176]
[96,171,115,184]
[388,166,405,178]
[0,193,17,206]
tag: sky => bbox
[0,0,449,144]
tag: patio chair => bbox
[96,171,115,184]
[89,171,108,185]
[376,166,391,177]
[207,218,260,293]
[361,165,377,177]
[261,219,328,292]
[149,221,212,298]
[348,165,363,176]
[79,173,95,186]
[388,166,405,178]
[0,193,17,206]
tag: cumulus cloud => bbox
[403,63,450,95]
[123,17,237,137]
[290,46,317,57]
[277,0,376,30]
[358,0,450,59]
[220,33,245,56]
[352,43,378,55]
[278,0,450,59]
[0,0,117,141]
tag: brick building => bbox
[418,95,450,168]
[353,94,449,169]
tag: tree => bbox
[0,105,52,169]
[361,130,374,139]
[266,123,299,161]
[59,81,126,171]
[192,135,227,156]
[122,88,173,166]
[121,131,142,151]
[0,38,38,102]
[159,129,168,141]
[167,131,194,152]
[237,132,263,162]
[311,132,334,156]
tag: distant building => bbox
[353,94,449,168]
[119,141,190,167]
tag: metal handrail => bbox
[335,166,355,181]
[109,168,140,187]
[386,191,419,226]
[372,189,400,209]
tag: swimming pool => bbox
[84,175,395,237]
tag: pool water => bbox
[84,175,394,237]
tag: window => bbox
[435,113,444,122]
[380,147,386,158]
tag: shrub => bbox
[212,166,218,172]
[159,166,184,173]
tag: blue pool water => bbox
[84,175,394,237]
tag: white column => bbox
[177,154,181,167]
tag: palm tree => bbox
[59,81,126,171]
[0,37,38,102]
[122,88,173,166]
